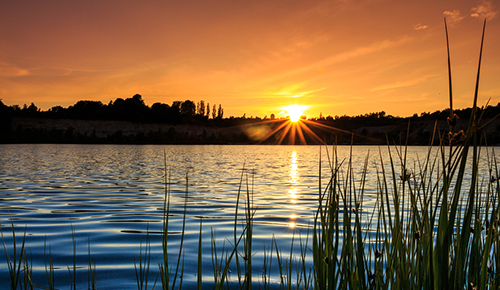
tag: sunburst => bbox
[283,105,307,122]
[241,106,364,145]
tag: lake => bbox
[0,144,496,289]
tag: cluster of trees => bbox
[1,94,225,124]
[311,111,398,130]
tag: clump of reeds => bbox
[303,17,496,289]
[138,16,500,290]
[1,218,28,290]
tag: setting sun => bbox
[283,105,308,122]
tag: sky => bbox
[1,0,499,119]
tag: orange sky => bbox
[1,0,499,119]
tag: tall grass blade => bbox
[1,219,27,290]
[197,217,203,290]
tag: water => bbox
[0,144,496,289]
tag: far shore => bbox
[3,116,500,145]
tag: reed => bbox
[44,237,55,290]
[21,246,33,290]
[66,225,77,290]
[88,237,97,290]
[1,219,28,290]
[134,229,153,290]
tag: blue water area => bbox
[0,144,495,289]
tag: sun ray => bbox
[289,124,297,144]
[295,123,307,145]
[301,119,383,143]
[258,120,291,144]
[237,106,381,145]
[302,119,353,135]
[277,122,293,145]
[298,121,326,144]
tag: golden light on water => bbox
[289,151,299,185]
[289,150,299,228]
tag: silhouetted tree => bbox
[20,102,40,117]
[108,95,150,122]
[169,101,182,123]
[217,104,223,119]
[111,98,126,119]
[27,103,38,112]
[131,94,145,106]
[197,100,205,117]
[49,105,64,114]
[181,100,196,117]
[151,102,171,123]
[0,100,13,141]
[172,101,182,113]
[212,104,217,119]
[68,100,105,120]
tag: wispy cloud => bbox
[323,36,412,66]
[471,0,497,19]
[273,87,326,99]
[242,35,412,90]
[0,62,30,77]
[368,74,437,92]
[443,10,466,25]
[413,23,428,30]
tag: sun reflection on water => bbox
[288,150,299,228]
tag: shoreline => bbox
[2,116,500,145]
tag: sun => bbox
[283,105,307,122]
[244,103,352,145]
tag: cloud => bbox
[471,0,497,19]
[251,35,412,89]
[321,36,412,67]
[368,74,437,92]
[443,10,466,25]
[0,62,30,77]
[413,23,428,30]
[273,87,326,99]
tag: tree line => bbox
[2,94,500,145]
[4,94,500,127]
[0,94,224,124]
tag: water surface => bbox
[0,144,495,289]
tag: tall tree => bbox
[197,100,205,116]
[170,101,183,123]
[181,100,196,117]
[217,104,223,119]
[172,101,182,113]
[131,94,145,106]
[151,102,170,123]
